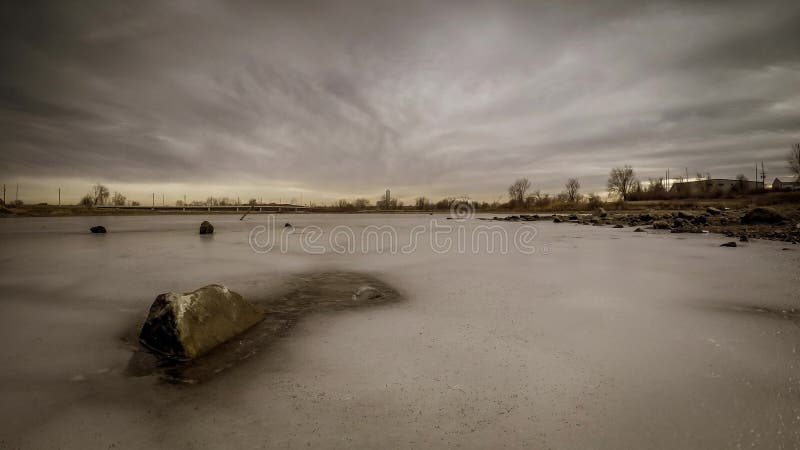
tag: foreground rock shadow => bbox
[125,272,403,384]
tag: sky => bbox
[1,0,799,205]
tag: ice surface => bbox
[0,213,798,448]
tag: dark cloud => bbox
[1,0,799,202]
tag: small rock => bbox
[199,221,214,235]
[706,207,721,215]
[553,217,563,223]
[676,211,694,220]
[352,286,383,302]
[596,207,608,218]
[720,241,737,247]
[613,224,623,228]
[90,225,106,234]
[652,221,671,230]
[739,235,749,242]
[284,222,292,227]
[634,227,645,232]
[568,214,578,221]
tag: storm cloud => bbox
[2,0,799,203]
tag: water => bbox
[1,214,798,448]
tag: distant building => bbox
[771,177,800,191]
[668,179,762,196]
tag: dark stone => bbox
[90,226,106,234]
[676,211,694,220]
[692,215,707,225]
[652,221,671,230]
[739,235,749,242]
[613,224,624,228]
[553,217,563,223]
[706,207,722,215]
[284,222,292,227]
[741,207,786,225]
[634,227,645,232]
[720,241,737,247]
[638,213,653,222]
[199,221,214,234]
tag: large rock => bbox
[741,207,785,224]
[199,221,214,234]
[139,285,264,359]
[90,226,107,234]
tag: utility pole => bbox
[58,188,61,206]
[760,161,766,189]
[2,184,5,205]
[16,184,19,203]
[152,193,155,207]
[162,193,164,206]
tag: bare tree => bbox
[734,173,749,193]
[111,192,126,206]
[92,183,109,205]
[565,178,580,203]
[353,198,370,210]
[607,165,637,201]
[336,199,354,210]
[79,194,94,208]
[415,197,430,210]
[790,143,800,180]
[508,178,531,207]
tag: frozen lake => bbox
[1,213,798,448]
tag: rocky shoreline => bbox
[488,206,800,244]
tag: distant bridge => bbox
[95,203,310,213]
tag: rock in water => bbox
[720,241,737,247]
[652,221,671,230]
[740,207,785,225]
[706,207,721,215]
[199,221,214,234]
[139,285,264,359]
[634,227,645,232]
[90,226,106,233]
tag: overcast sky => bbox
[2,0,799,204]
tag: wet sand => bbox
[0,214,798,448]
